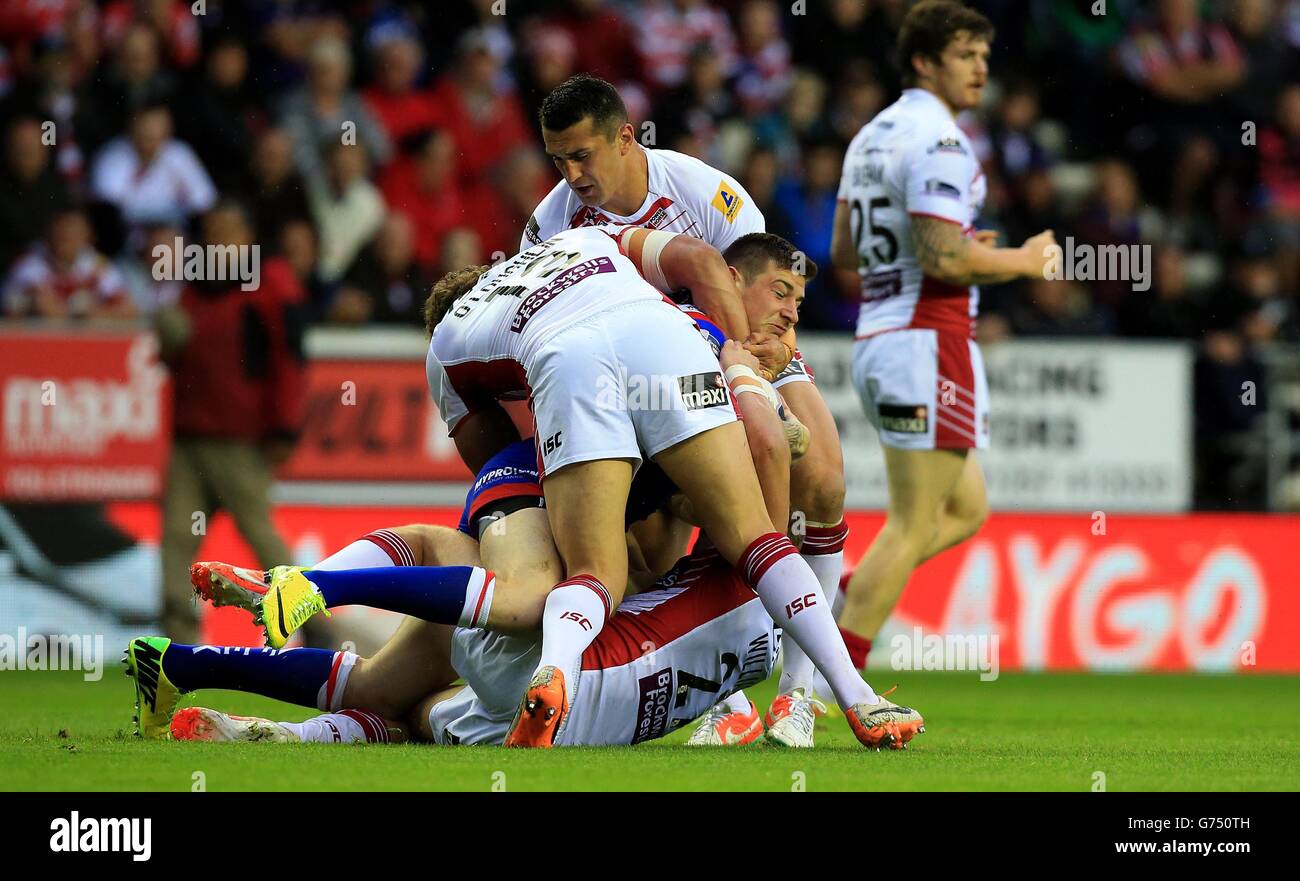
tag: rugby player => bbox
[830,1,1056,661]
[187,234,831,748]
[527,75,853,745]
[424,222,891,749]
[126,347,923,750]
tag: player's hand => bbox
[974,229,1000,247]
[720,338,761,375]
[1020,229,1057,278]
[742,332,792,382]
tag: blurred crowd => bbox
[1,0,1297,508]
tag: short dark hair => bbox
[723,233,818,284]
[539,74,627,137]
[897,1,994,88]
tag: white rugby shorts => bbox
[529,300,738,478]
[851,328,989,450]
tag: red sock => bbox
[840,628,872,669]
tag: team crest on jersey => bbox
[928,137,968,155]
[711,181,744,223]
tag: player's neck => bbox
[605,145,650,217]
[915,84,958,119]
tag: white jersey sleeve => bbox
[521,180,573,250]
[903,132,981,228]
[697,169,765,252]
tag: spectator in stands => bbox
[100,0,201,70]
[0,116,71,274]
[244,128,313,256]
[89,103,216,238]
[153,201,305,642]
[333,213,429,325]
[1074,159,1151,311]
[176,34,260,193]
[117,220,184,314]
[1118,245,1202,339]
[657,46,739,169]
[637,0,739,93]
[1258,84,1300,294]
[2,207,134,320]
[81,22,179,153]
[733,0,792,117]
[429,28,533,192]
[1117,0,1245,216]
[379,129,465,271]
[788,0,901,94]
[279,36,392,183]
[280,218,330,318]
[774,138,852,329]
[547,0,643,87]
[307,142,385,284]
[1007,277,1111,337]
[361,27,441,149]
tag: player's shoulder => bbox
[651,148,749,197]
[525,179,577,245]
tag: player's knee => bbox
[791,453,846,520]
[955,496,989,542]
[383,523,437,565]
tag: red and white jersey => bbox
[428,226,663,436]
[838,88,987,339]
[524,147,764,253]
[2,245,128,316]
[440,549,778,746]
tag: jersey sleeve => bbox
[701,172,765,251]
[426,345,470,436]
[521,181,571,250]
[903,131,980,227]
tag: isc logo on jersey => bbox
[711,181,744,223]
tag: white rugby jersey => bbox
[448,551,778,746]
[428,225,663,436]
[838,88,987,339]
[524,147,764,252]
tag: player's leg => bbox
[918,449,988,564]
[159,440,213,643]
[839,445,968,648]
[170,706,406,744]
[774,376,848,701]
[652,423,877,715]
[503,458,632,746]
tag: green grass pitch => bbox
[3,669,1297,791]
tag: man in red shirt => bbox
[155,201,306,641]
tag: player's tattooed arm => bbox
[912,216,1056,284]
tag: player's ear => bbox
[728,264,744,288]
[617,122,635,152]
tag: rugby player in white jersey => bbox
[830,1,1056,661]
[527,75,853,746]
[423,223,896,749]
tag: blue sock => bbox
[161,644,341,708]
[305,566,487,626]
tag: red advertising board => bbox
[104,504,1300,671]
[277,359,470,482]
[0,330,169,500]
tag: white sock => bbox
[780,549,843,694]
[741,534,875,709]
[536,575,611,677]
[313,530,414,571]
[315,650,359,711]
[719,692,751,715]
[282,709,393,744]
